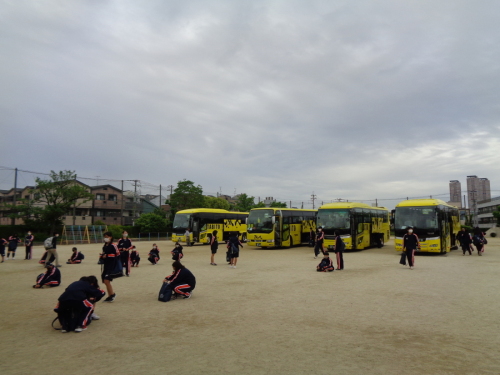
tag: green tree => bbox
[11,170,94,233]
[203,196,230,210]
[167,180,204,219]
[270,201,287,208]
[253,201,266,208]
[135,213,168,232]
[234,193,256,212]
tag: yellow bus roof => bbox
[249,208,317,212]
[176,209,248,214]
[396,199,458,208]
[318,202,388,211]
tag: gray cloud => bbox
[1,0,499,208]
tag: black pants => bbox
[405,249,415,267]
[461,244,472,255]
[121,252,130,275]
[25,245,32,260]
[314,242,324,257]
[335,251,344,270]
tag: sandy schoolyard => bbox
[0,238,499,375]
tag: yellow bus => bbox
[247,208,317,248]
[171,209,248,245]
[317,202,390,250]
[394,199,460,253]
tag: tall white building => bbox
[449,180,462,206]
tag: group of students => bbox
[1,231,35,262]
[457,227,488,256]
[400,226,489,269]
[311,227,345,272]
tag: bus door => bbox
[282,216,291,247]
[274,215,282,246]
[192,218,200,243]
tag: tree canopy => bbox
[11,170,94,232]
[167,179,204,219]
[203,196,230,210]
[135,212,168,232]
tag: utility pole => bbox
[471,190,478,227]
[301,202,303,209]
[159,184,162,205]
[121,180,124,225]
[311,192,316,209]
[133,180,138,220]
[375,198,378,207]
[11,168,18,225]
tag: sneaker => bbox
[61,330,68,333]
[104,294,116,302]
[233,266,236,268]
[91,313,100,320]
[74,327,87,332]
[183,294,191,299]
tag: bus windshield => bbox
[395,207,438,230]
[173,213,190,230]
[247,210,274,233]
[317,209,351,230]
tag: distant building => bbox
[477,196,500,229]
[263,197,276,207]
[466,176,491,211]
[449,180,462,207]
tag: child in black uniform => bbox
[0,238,7,263]
[7,234,21,259]
[164,261,196,299]
[171,242,183,261]
[130,246,140,267]
[117,231,133,276]
[34,263,62,288]
[67,247,85,264]
[55,275,106,332]
[317,252,334,272]
[148,244,160,265]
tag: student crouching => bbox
[54,275,105,333]
[67,247,85,264]
[317,252,334,272]
[158,261,196,302]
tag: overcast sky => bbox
[1,0,499,208]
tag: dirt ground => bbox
[1,238,499,375]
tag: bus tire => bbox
[241,233,247,243]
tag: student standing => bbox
[460,230,473,255]
[185,228,191,247]
[7,234,21,259]
[117,231,133,277]
[100,231,120,302]
[45,233,61,267]
[313,227,325,259]
[0,238,7,263]
[472,228,486,256]
[456,228,467,248]
[333,231,345,270]
[402,227,420,269]
[227,232,243,268]
[24,231,34,260]
[209,230,218,265]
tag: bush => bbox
[491,232,497,237]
